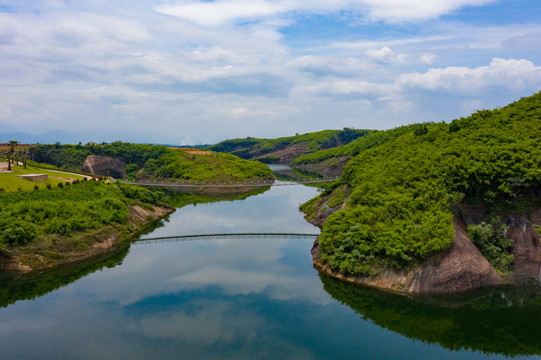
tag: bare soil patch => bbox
[177,148,213,155]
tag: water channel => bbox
[0,166,540,359]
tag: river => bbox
[0,167,540,359]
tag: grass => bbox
[0,163,86,192]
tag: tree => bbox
[8,140,18,166]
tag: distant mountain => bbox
[0,131,79,144]
[208,128,373,164]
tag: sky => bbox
[0,0,540,145]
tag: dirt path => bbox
[44,168,94,180]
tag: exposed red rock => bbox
[312,219,504,294]
[507,211,541,283]
[81,155,127,179]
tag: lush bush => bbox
[310,92,541,275]
[467,218,514,275]
[292,124,419,166]
[29,142,170,170]
[138,151,273,182]
[0,181,165,251]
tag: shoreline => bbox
[0,204,175,273]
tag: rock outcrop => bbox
[312,220,504,294]
[507,211,541,283]
[82,155,127,179]
[307,188,541,294]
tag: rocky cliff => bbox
[312,220,505,294]
[81,155,127,178]
[306,188,541,294]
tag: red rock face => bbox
[81,155,127,179]
[306,185,541,294]
[407,220,504,294]
[507,211,541,283]
[312,220,504,295]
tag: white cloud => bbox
[398,58,541,93]
[358,0,496,22]
[0,1,540,142]
[156,0,498,26]
[420,53,437,64]
[156,0,285,27]
[366,46,394,63]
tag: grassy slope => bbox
[0,164,86,192]
[304,92,541,276]
[137,150,273,183]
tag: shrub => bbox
[467,218,514,275]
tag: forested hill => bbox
[207,128,373,164]
[303,92,541,281]
[29,142,273,183]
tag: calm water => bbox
[1,174,540,359]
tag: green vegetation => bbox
[0,164,86,192]
[306,92,541,275]
[291,124,420,166]
[208,128,373,161]
[0,180,170,266]
[467,218,514,275]
[29,141,169,170]
[29,141,273,183]
[137,151,272,183]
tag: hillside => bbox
[302,92,541,294]
[291,125,420,176]
[207,128,373,164]
[29,142,273,184]
[0,178,173,271]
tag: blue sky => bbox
[0,0,540,144]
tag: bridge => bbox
[119,177,339,188]
[135,232,320,245]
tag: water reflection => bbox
[2,179,541,359]
[319,273,541,357]
[0,246,129,308]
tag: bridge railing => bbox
[118,176,340,188]
[135,232,320,245]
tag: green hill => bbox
[207,128,373,164]
[303,92,541,277]
[28,142,273,183]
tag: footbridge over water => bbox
[120,177,339,188]
[135,233,320,245]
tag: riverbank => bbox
[0,202,174,272]
[0,180,175,273]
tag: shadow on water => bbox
[319,273,541,356]
[272,168,324,182]
[159,185,271,208]
[0,246,130,309]
[0,187,271,309]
